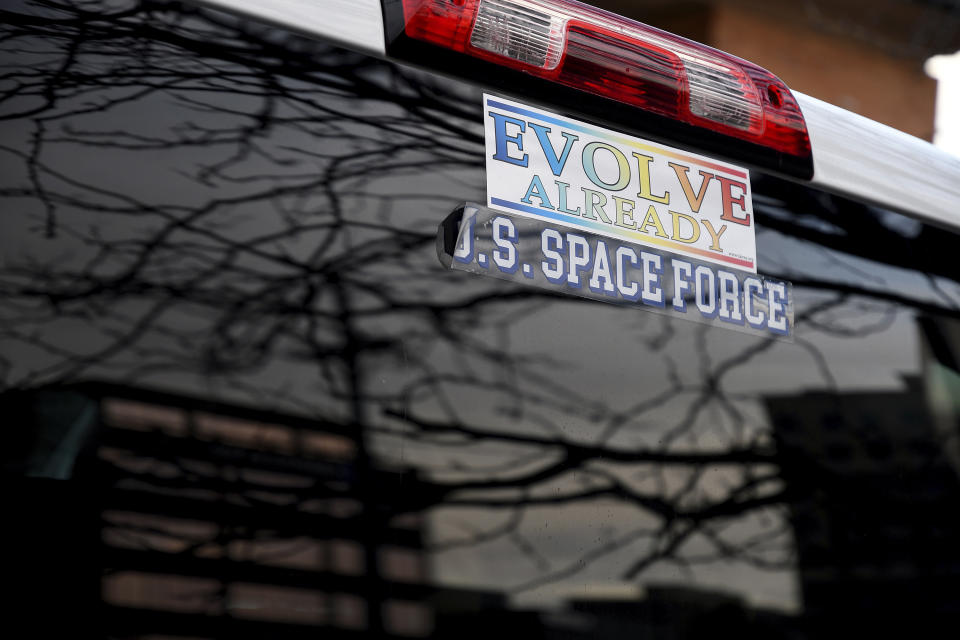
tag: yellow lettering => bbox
[670,210,701,244]
[701,219,727,252]
[638,205,669,238]
[613,196,637,230]
[632,153,670,205]
[669,163,714,213]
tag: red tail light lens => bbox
[398,0,810,160]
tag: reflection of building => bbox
[430,585,799,640]
[559,586,799,640]
[4,382,431,638]
[765,367,960,632]
[6,382,801,639]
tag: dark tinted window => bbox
[3,2,960,637]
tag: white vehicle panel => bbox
[798,92,960,229]
[196,0,386,56]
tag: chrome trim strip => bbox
[798,92,960,228]
[191,0,386,56]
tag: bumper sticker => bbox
[484,94,758,273]
[438,204,793,340]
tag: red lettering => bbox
[717,176,750,226]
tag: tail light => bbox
[395,0,810,162]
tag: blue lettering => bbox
[744,277,766,329]
[641,253,664,307]
[616,246,640,301]
[767,281,789,335]
[541,229,565,284]
[521,175,555,210]
[489,112,528,167]
[717,270,743,324]
[589,240,616,296]
[529,123,579,176]
[672,259,693,312]
[492,216,519,274]
[566,233,591,288]
[695,265,717,318]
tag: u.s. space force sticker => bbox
[437,204,793,340]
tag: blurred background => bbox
[598,0,960,155]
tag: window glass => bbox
[3,1,960,635]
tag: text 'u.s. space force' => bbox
[446,209,790,337]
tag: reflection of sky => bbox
[927,51,960,158]
[2,11,957,617]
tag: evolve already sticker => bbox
[484,94,757,273]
